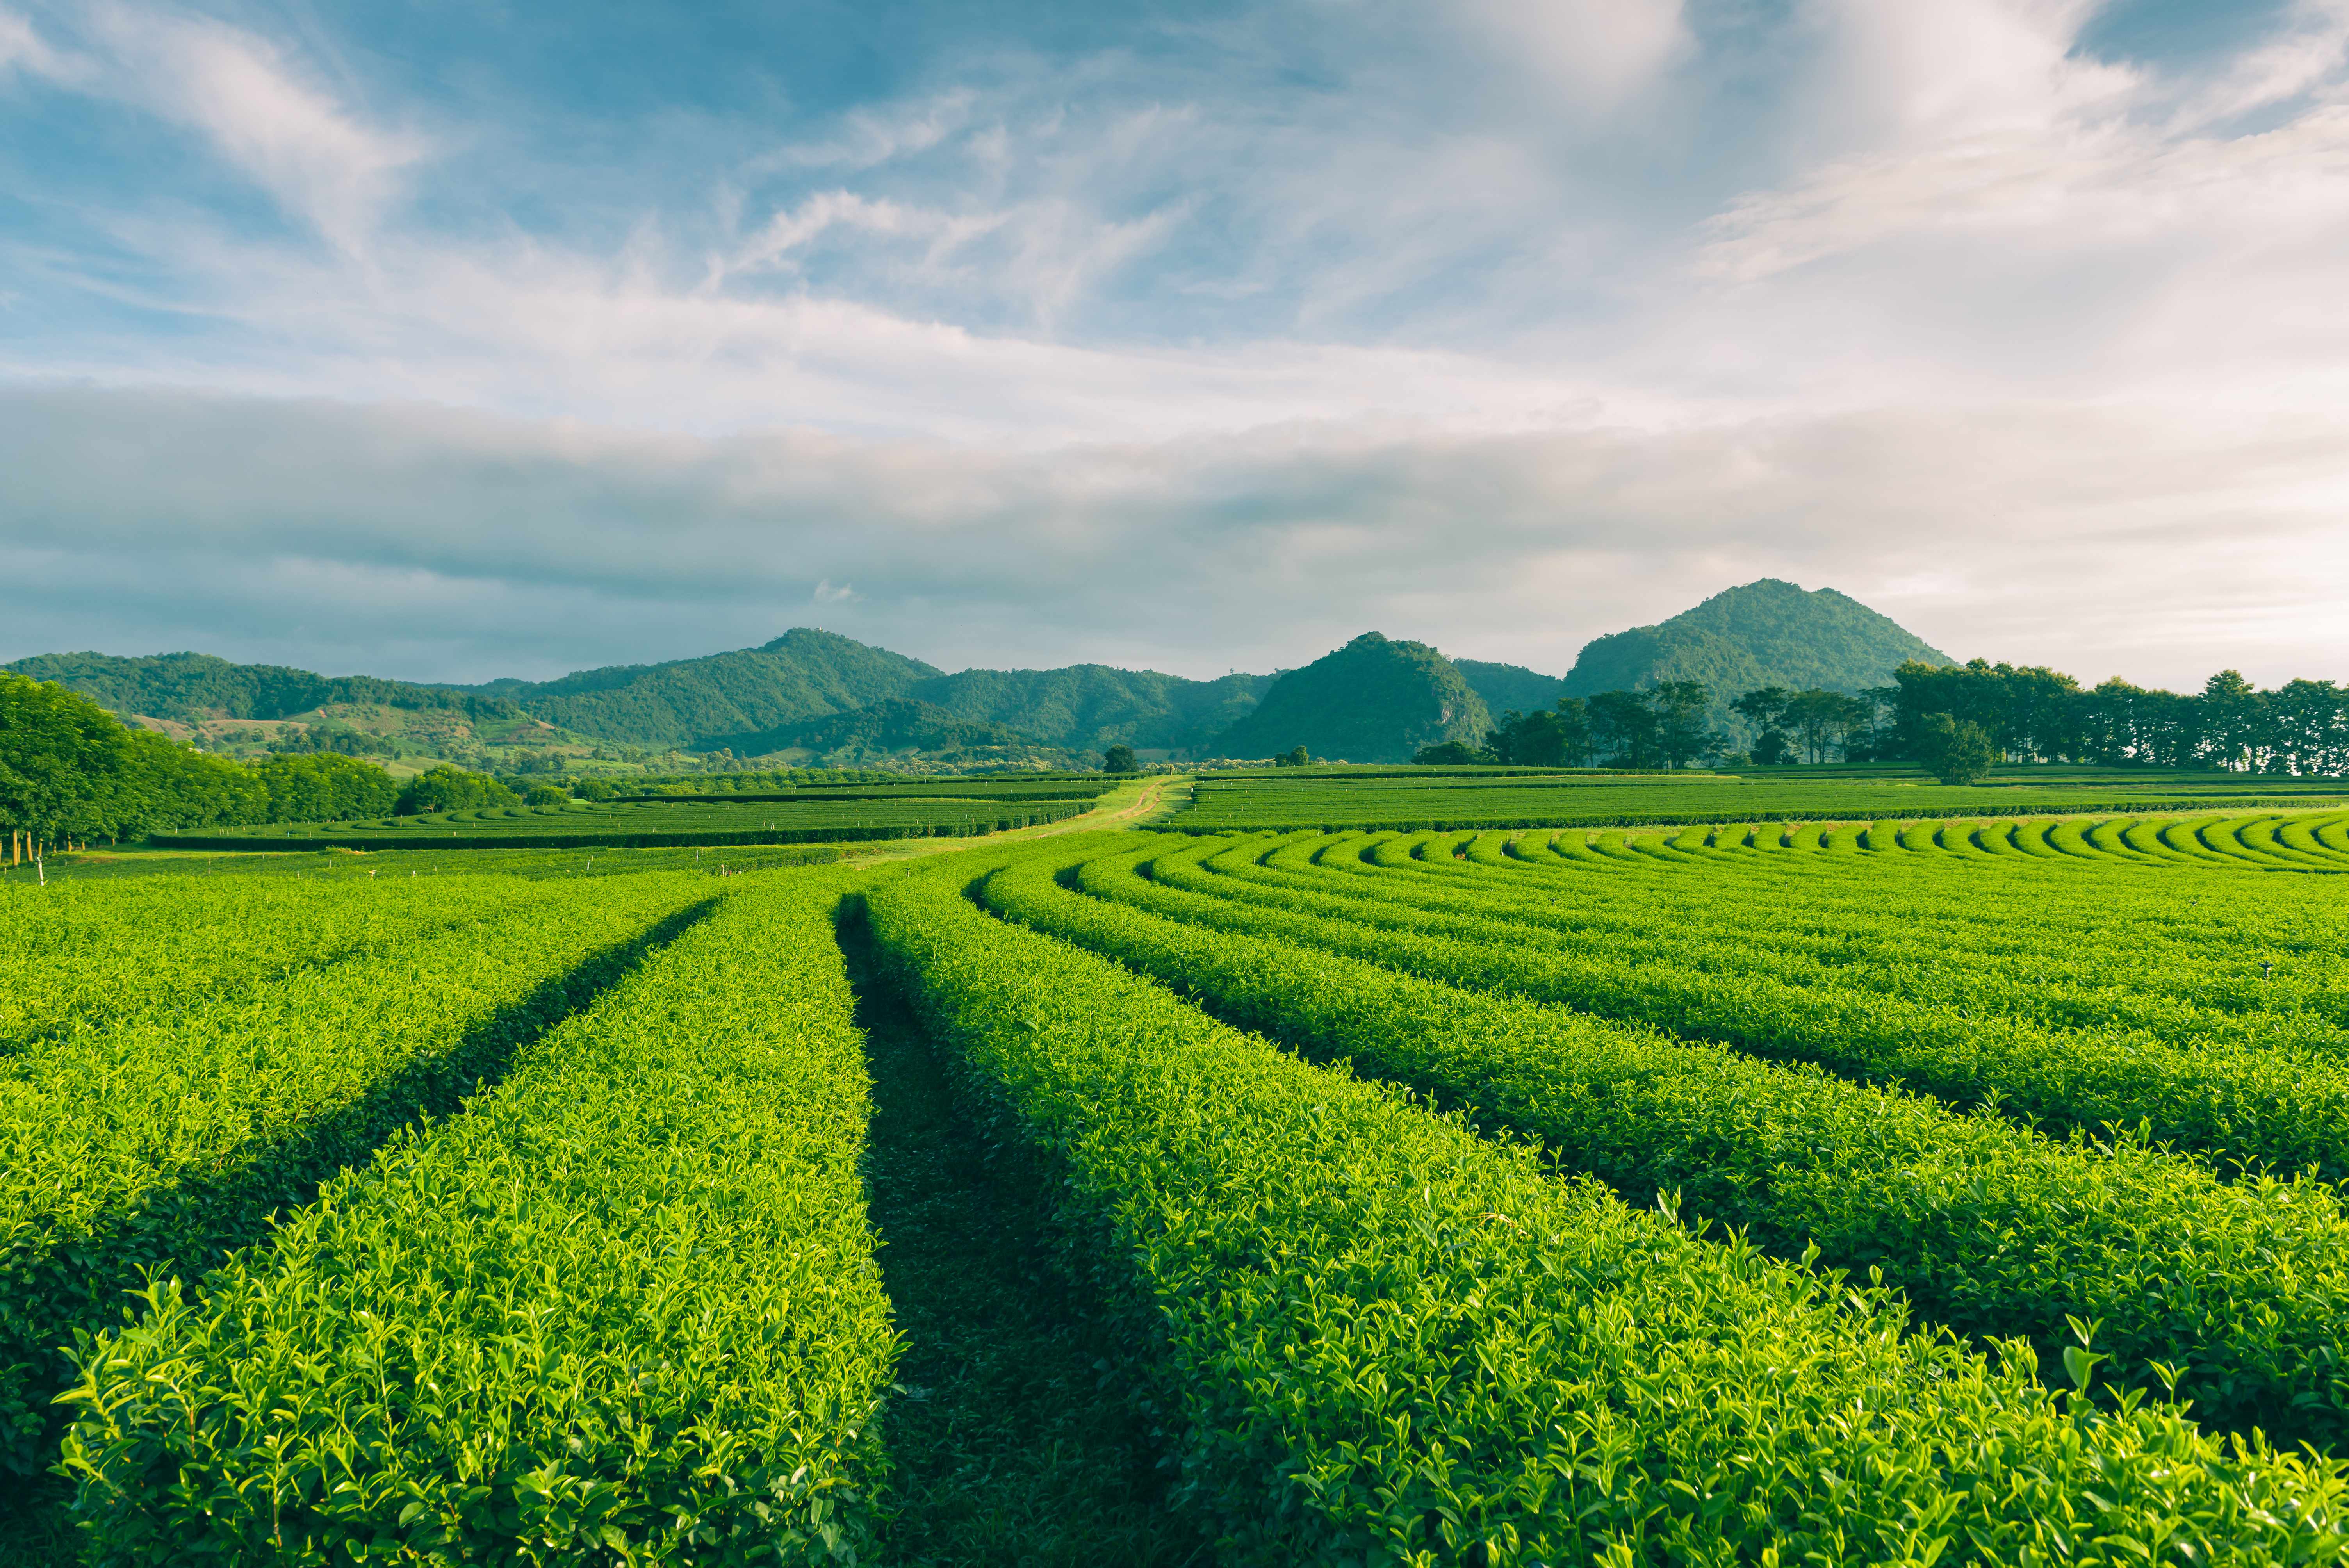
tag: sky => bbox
[2,0,2346,688]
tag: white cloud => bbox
[1697,105,2349,283]
[1454,0,1691,115]
[2176,0,2349,126]
[1,383,2341,690]
[0,6,77,78]
[5,0,2349,692]
[67,2,427,251]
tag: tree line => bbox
[0,675,522,856]
[1414,660,2349,782]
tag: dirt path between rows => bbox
[836,774,1192,868]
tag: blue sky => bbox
[2,0,2345,686]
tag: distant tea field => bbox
[1169,763,2349,830]
[149,794,1094,850]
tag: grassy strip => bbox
[990,840,2349,1443]
[868,845,2349,1563]
[60,871,891,1564]
[1141,836,2349,1176]
[0,875,558,1054]
[0,875,710,1479]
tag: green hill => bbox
[905,664,1270,755]
[740,697,1037,763]
[1212,633,1490,764]
[2,650,513,724]
[1561,580,1952,698]
[474,629,941,748]
[1455,659,1567,719]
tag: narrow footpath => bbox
[839,907,1206,1566]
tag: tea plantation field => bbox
[147,794,1093,851]
[1173,763,2349,830]
[11,802,2349,1563]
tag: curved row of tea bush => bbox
[1166,773,2349,833]
[61,871,895,1566]
[1268,828,2349,1039]
[981,837,2349,1441]
[867,843,2349,1563]
[1133,833,2349,1175]
[0,874,712,1479]
[0,874,558,1055]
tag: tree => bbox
[1729,686,1792,731]
[571,777,618,801]
[1485,709,1562,766]
[0,674,269,846]
[1782,689,1868,764]
[395,765,519,815]
[1650,681,1719,769]
[1551,697,1593,767]
[1729,686,1795,766]
[1277,745,1312,768]
[1412,739,1491,766]
[1102,745,1139,774]
[0,674,138,848]
[2197,669,2264,771]
[253,752,398,823]
[524,784,571,806]
[1587,690,1659,768]
[2268,679,2348,776]
[1920,713,1998,785]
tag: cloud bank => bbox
[0,0,2344,687]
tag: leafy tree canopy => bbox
[395,765,520,815]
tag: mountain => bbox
[1560,580,1953,699]
[1454,659,1567,719]
[1212,632,1490,763]
[470,628,941,748]
[1,650,514,723]
[7,582,1952,772]
[905,664,1271,755]
[741,697,1036,761]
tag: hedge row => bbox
[1155,798,2338,834]
[867,842,2349,1563]
[993,837,2349,1442]
[1275,829,2349,1049]
[1142,832,2349,1176]
[0,874,555,1055]
[0,874,712,1479]
[61,872,895,1564]
[147,813,1078,853]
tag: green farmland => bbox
[146,794,1094,851]
[1170,762,2349,830]
[11,797,2349,1562]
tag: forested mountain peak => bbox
[1212,631,1490,763]
[474,627,943,745]
[1561,579,1952,699]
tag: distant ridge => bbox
[906,664,1271,756]
[1454,659,1566,718]
[1,650,513,722]
[1212,633,1489,763]
[5,580,1954,769]
[459,628,941,747]
[1561,580,1952,698]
